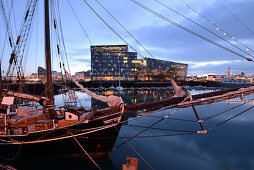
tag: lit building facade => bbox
[91,45,188,81]
[74,71,91,81]
[37,66,63,80]
[142,58,188,81]
[91,45,139,81]
[37,66,46,79]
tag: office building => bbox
[91,45,188,81]
[91,45,139,81]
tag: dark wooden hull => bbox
[0,119,122,160]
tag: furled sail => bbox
[6,91,49,107]
[171,77,187,97]
[65,71,124,108]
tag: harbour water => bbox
[2,88,254,170]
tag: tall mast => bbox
[44,0,55,119]
[0,62,2,101]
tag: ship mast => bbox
[0,62,2,101]
[44,0,55,119]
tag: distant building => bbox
[30,73,37,77]
[37,66,46,79]
[141,58,188,81]
[90,45,188,81]
[91,45,139,81]
[74,71,91,81]
[37,66,62,80]
[52,71,58,79]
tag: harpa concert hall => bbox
[91,45,188,81]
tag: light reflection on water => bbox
[3,89,254,170]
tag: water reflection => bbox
[2,89,254,170]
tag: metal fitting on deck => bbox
[197,130,207,134]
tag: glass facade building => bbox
[142,58,188,81]
[91,45,188,81]
[91,45,140,81]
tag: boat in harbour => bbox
[0,0,124,160]
[1,0,254,166]
[222,67,253,87]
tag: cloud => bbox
[184,60,242,68]
[5,0,254,75]
[75,58,90,63]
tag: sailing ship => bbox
[0,0,124,160]
[0,0,254,164]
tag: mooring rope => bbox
[71,133,101,170]
[114,127,155,170]
[0,142,22,161]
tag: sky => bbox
[0,0,254,76]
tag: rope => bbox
[129,0,253,62]
[114,127,155,170]
[66,0,92,45]
[215,0,254,36]
[114,95,192,149]
[203,97,254,121]
[0,142,22,161]
[153,0,254,59]
[130,125,233,170]
[80,132,195,139]
[179,0,254,54]
[209,105,254,131]
[72,133,101,170]
[56,0,71,74]
[126,124,196,133]
[143,115,196,122]
[114,105,182,150]
[94,0,154,59]
[82,0,146,59]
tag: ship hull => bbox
[0,119,122,160]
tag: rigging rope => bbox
[114,126,155,170]
[126,124,196,133]
[94,0,154,59]
[129,0,253,62]
[215,0,254,36]
[203,97,254,121]
[56,0,71,73]
[114,93,194,149]
[130,125,233,170]
[80,133,196,139]
[72,134,102,170]
[82,0,146,59]
[208,105,254,131]
[141,114,196,122]
[180,0,254,54]
[66,0,92,45]
[153,0,254,59]
[114,101,184,150]
[0,143,22,161]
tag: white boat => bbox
[116,86,124,91]
[108,85,115,90]
[222,77,252,87]
[222,67,253,87]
